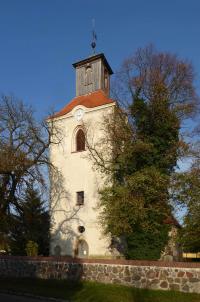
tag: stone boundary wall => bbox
[0,256,200,294]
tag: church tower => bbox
[49,53,116,258]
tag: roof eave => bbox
[72,53,113,75]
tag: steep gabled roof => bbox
[52,90,115,119]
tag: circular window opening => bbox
[78,226,85,233]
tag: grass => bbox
[0,278,200,302]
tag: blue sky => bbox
[0,0,200,118]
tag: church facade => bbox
[49,53,116,258]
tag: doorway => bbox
[77,240,89,258]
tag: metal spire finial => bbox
[91,18,97,54]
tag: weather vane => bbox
[91,18,97,54]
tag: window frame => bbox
[76,191,84,206]
[75,128,86,152]
[85,65,93,86]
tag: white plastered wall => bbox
[49,102,115,257]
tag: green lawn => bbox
[0,278,200,302]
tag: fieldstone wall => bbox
[0,256,200,294]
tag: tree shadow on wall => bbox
[49,167,85,257]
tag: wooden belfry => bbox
[72,53,113,97]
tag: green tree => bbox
[25,240,39,256]
[171,166,200,252]
[10,185,50,256]
[87,45,198,259]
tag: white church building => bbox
[49,53,116,258]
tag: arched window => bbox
[76,129,85,152]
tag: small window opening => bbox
[105,70,108,89]
[78,226,85,233]
[85,65,92,86]
[76,129,85,152]
[104,68,110,91]
[77,191,84,206]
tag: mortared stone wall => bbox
[0,256,200,293]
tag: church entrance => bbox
[54,245,61,256]
[77,240,89,258]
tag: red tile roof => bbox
[163,216,181,228]
[52,90,115,119]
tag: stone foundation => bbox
[0,256,200,293]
